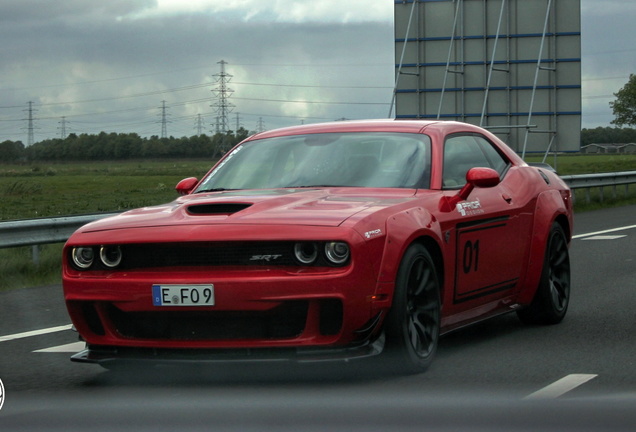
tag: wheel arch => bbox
[379,207,443,282]
[518,190,572,305]
[554,212,572,243]
[410,236,445,306]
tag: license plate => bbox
[152,284,215,306]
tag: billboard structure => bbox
[392,0,581,156]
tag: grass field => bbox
[1,154,635,290]
[0,160,212,221]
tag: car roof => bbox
[246,119,488,141]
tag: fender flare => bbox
[518,190,572,305]
[378,207,444,285]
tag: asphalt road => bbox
[1,205,635,430]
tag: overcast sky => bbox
[0,0,634,144]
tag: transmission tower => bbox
[58,116,69,139]
[256,117,266,133]
[235,112,242,133]
[194,114,204,136]
[24,101,36,146]
[211,60,234,134]
[159,100,170,138]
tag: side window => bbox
[443,134,510,188]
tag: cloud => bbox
[135,0,393,23]
[0,1,393,141]
[1,0,634,142]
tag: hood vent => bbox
[187,203,252,215]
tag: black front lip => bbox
[70,335,385,366]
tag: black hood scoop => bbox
[187,203,252,215]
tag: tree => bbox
[610,74,636,126]
[0,140,25,161]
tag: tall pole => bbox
[59,116,68,139]
[211,60,234,134]
[194,113,204,136]
[160,100,169,139]
[26,101,35,146]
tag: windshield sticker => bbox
[206,145,243,180]
[456,198,483,217]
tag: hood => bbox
[79,188,418,233]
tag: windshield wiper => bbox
[194,188,239,193]
[286,185,346,188]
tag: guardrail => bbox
[0,213,120,264]
[1,171,635,262]
[561,170,636,204]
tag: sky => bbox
[0,0,634,144]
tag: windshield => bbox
[195,132,431,192]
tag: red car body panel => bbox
[62,120,573,363]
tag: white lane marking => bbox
[0,324,72,343]
[525,374,598,400]
[573,224,636,239]
[582,235,627,241]
[34,341,85,353]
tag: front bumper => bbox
[63,225,393,352]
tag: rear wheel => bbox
[517,222,570,325]
[383,243,441,374]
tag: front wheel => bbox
[383,243,441,374]
[517,222,571,325]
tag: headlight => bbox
[100,245,122,268]
[72,247,94,269]
[294,242,318,264]
[324,241,350,265]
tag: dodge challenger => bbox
[63,119,573,373]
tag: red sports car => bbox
[63,120,573,373]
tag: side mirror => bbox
[175,177,199,196]
[439,167,500,212]
[458,167,500,200]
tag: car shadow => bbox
[79,313,536,389]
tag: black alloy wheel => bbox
[384,243,441,374]
[518,222,571,325]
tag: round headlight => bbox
[324,242,350,265]
[100,245,122,268]
[72,247,94,269]
[294,242,318,265]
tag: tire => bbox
[517,222,570,325]
[383,243,441,374]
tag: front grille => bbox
[108,302,309,341]
[121,241,297,269]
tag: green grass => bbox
[1,155,635,291]
[0,159,213,291]
[525,153,636,175]
[0,160,212,221]
[0,244,63,291]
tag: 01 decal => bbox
[453,217,518,304]
[462,239,480,274]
